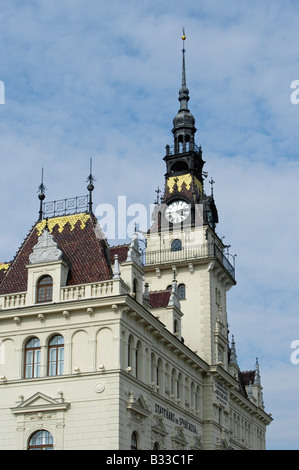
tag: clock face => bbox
[165,200,191,224]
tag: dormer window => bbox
[36,275,53,303]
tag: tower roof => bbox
[0,213,113,295]
[172,30,196,135]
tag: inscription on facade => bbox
[154,404,197,434]
[215,380,228,406]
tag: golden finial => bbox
[182,27,186,41]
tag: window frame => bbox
[24,337,41,379]
[48,335,64,376]
[178,283,186,300]
[131,431,138,450]
[28,430,54,450]
[36,275,53,304]
[171,239,182,252]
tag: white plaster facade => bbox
[0,228,272,450]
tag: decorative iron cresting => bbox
[42,195,89,217]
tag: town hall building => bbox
[0,34,272,450]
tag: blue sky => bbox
[0,0,299,450]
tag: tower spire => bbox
[178,28,190,112]
[181,28,187,89]
[172,29,196,151]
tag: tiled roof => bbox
[238,370,255,398]
[0,213,112,295]
[149,290,171,308]
[110,244,129,263]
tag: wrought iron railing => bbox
[144,243,235,279]
[42,195,89,217]
[165,143,201,156]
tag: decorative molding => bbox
[126,392,151,419]
[11,392,70,416]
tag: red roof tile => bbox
[238,370,255,398]
[0,213,112,295]
[0,267,8,284]
[149,290,171,308]
[110,244,129,263]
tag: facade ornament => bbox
[168,280,181,310]
[143,282,151,309]
[229,335,239,367]
[248,381,253,398]
[113,254,121,279]
[254,357,261,385]
[126,231,142,267]
[29,228,63,264]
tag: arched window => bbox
[191,382,195,409]
[195,385,200,412]
[128,335,134,370]
[157,358,163,393]
[151,353,156,383]
[178,283,186,299]
[171,368,177,396]
[132,277,141,301]
[28,430,53,450]
[24,337,41,378]
[170,161,189,172]
[178,135,184,153]
[131,431,138,450]
[185,134,190,152]
[135,341,142,380]
[177,373,183,400]
[171,239,182,252]
[153,442,160,450]
[48,335,64,376]
[36,275,53,303]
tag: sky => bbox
[0,0,299,450]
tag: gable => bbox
[126,392,151,418]
[11,392,70,415]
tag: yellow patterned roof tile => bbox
[166,174,203,196]
[36,213,91,236]
[167,174,192,193]
[0,263,10,271]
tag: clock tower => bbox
[144,33,236,365]
[152,33,218,233]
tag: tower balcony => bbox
[144,242,235,280]
[166,143,201,157]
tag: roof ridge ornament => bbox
[86,158,96,214]
[38,167,46,222]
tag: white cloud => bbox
[0,0,298,449]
